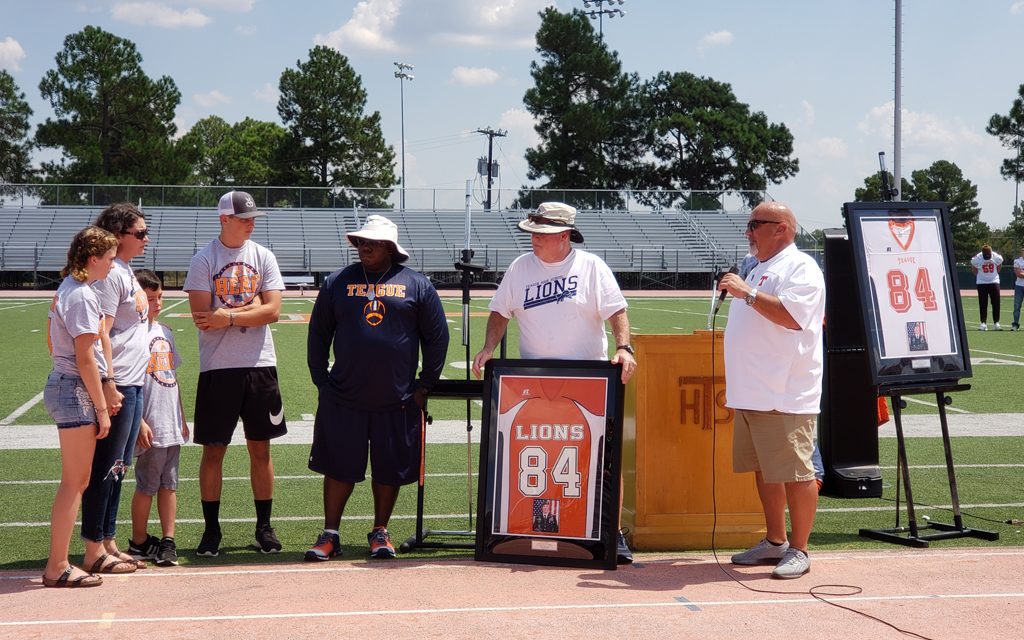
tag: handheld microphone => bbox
[712,265,739,316]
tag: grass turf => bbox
[0,436,1020,570]
[0,293,1021,570]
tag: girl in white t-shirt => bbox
[41,226,118,588]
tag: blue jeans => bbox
[80,384,143,542]
[1014,285,1024,328]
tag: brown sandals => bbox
[41,566,102,588]
[88,553,137,574]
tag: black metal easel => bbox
[859,382,999,547]
[400,182,505,552]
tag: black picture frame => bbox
[475,359,624,570]
[842,202,972,389]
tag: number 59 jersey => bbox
[492,376,607,540]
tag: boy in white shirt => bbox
[127,270,189,566]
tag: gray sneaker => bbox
[771,548,810,579]
[731,538,789,565]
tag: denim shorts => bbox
[43,371,99,429]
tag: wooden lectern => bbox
[621,331,765,550]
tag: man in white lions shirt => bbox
[471,201,638,563]
[718,201,825,580]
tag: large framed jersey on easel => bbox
[843,202,972,387]
[475,359,623,570]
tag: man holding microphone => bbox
[717,201,825,579]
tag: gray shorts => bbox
[133,445,181,495]
[43,371,99,429]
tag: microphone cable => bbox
[706,290,937,640]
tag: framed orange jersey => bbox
[843,202,971,388]
[475,359,624,570]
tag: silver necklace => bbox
[363,265,390,300]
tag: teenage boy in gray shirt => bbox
[184,191,286,557]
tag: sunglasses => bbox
[352,237,388,249]
[126,228,149,240]
[746,219,780,232]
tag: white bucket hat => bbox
[346,215,410,262]
[517,202,584,243]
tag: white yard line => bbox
[0,300,49,311]
[901,396,969,413]
[0,392,44,426]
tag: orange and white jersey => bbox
[861,216,955,358]
[492,375,607,540]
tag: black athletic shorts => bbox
[308,389,423,486]
[194,366,288,446]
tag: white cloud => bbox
[171,116,188,140]
[697,30,733,55]
[811,137,848,159]
[800,100,815,127]
[417,1,549,49]
[194,90,230,107]
[450,66,500,86]
[859,101,984,148]
[498,107,539,148]
[235,24,257,36]
[1012,2,1024,15]
[314,0,402,53]
[253,82,278,104]
[0,36,26,72]
[189,0,255,11]
[111,3,212,29]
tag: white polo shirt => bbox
[723,243,825,415]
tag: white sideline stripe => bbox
[7,463,1022,486]
[901,396,969,413]
[0,392,44,426]
[2,502,1022,528]
[0,513,471,529]
[645,306,713,317]
[1,592,1022,627]
[972,348,1024,359]
[0,472,474,486]
[0,300,48,311]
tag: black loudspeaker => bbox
[819,229,883,498]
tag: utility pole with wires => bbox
[474,127,506,211]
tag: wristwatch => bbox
[744,289,758,306]
[616,344,635,355]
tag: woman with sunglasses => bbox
[79,202,151,574]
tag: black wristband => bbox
[616,344,635,355]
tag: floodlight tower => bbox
[394,62,414,210]
[581,0,626,41]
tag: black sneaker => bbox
[128,533,161,560]
[254,524,282,554]
[156,537,178,566]
[616,528,634,565]
[196,528,222,557]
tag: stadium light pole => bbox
[581,0,626,42]
[394,62,414,211]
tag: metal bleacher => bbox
[0,204,756,278]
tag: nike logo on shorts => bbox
[269,407,285,426]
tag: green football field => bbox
[0,293,1021,569]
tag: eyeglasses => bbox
[127,228,149,240]
[746,219,780,232]
[352,237,388,249]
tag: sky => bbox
[2,0,1024,232]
